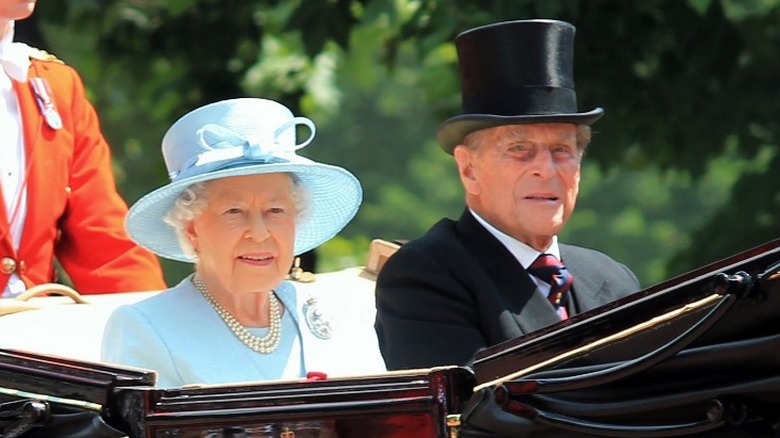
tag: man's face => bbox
[454,123,582,251]
[0,0,36,22]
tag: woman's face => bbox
[186,173,297,296]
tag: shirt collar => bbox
[469,208,561,269]
[0,22,30,83]
[0,21,13,48]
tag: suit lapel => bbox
[0,184,8,240]
[0,79,41,253]
[13,75,43,172]
[561,244,607,313]
[13,65,53,251]
[455,209,561,334]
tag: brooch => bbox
[303,297,333,340]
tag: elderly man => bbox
[375,19,640,370]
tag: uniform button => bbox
[1,257,17,274]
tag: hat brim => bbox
[126,159,362,263]
[436,108,604,154]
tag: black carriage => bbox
[1,239,779,437]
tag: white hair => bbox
[163,173,310,259]
[463,124,593,152]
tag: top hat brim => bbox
[437,107,604,154]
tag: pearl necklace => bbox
[192,275,282,354]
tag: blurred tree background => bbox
[20,0,779,288]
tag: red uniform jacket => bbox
[0,52,167,294]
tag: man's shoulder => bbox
[393,217,463,253]
[377,217,470,281]
[27,46,78,81]
[561,243,640,288]
[560,243,617,262]
[27,46,65,64]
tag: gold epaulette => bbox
[28,46,64,64]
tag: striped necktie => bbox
[528,253,572,319]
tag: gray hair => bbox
[463,124,593,152]
[163,173,310,259]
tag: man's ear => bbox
[454,145,479,194]
[453,145,471,178]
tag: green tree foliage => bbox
[28,0,780,286]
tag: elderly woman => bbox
[100,98,386,387]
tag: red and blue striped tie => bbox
[528,254,572,319]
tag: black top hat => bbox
[437,19,603,154]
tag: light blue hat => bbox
[126,98,362,262]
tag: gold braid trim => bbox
[28,46,64,64]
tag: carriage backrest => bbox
[0,239,400,363]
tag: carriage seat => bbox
[0,239,400,363]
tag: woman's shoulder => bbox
[114,277,200,317]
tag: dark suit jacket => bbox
[374,209,641,370]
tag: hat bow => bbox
[171,117,315,181]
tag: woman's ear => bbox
[184,220,198,253]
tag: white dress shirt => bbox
[0,22,30,297]
[469,209,567,317]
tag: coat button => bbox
[1,257,17,274]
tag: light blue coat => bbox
[101,274,386,387]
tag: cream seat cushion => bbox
[0,239,398,364]
[0,267,378,363]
